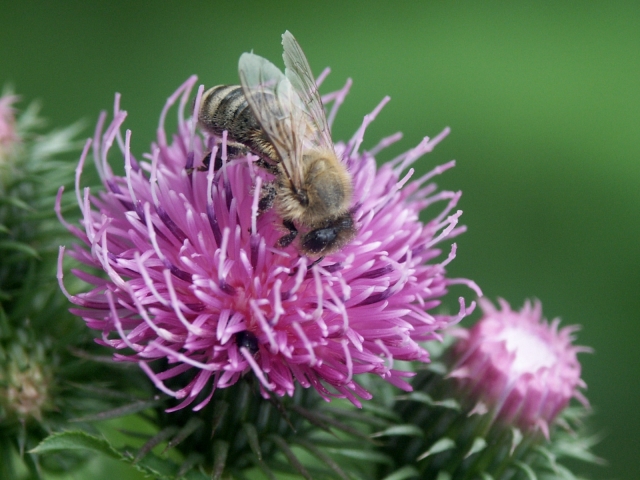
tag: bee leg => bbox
[254,157,279,176]
[258,182,277,213]
[307,256,325,269]
[277,220,298,248]
[197,151,219,172]
[197,144,249,172]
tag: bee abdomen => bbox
[198,85,278,163]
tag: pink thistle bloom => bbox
[0,93,19,161]
[57,75,480,410]
[449,298,590,438]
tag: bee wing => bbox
[281,31,334,151]
[239,52,306,190]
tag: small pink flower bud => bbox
[450,298,590,438]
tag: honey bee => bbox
[198,31,355,257]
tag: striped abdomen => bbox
[198,85,278,163]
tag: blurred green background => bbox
[1,1,638,478]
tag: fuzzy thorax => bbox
[275,149,352,227]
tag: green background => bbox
[2,1,638,478]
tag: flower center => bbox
[497,326,557,378]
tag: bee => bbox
[198,31,355,257]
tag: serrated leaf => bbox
[416,438,456,461]
[371,424,423,438]
[480,473,495,480]
[31,432,179,480]
[30,431,119,459]
[381,465,420,480]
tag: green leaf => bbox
[361,401,403,423]
[552,434,606,464]
[381,465,420,480]
[211,400,229,435]
[212,440,229,480]
[427,361,448,375]
[165,417,204,451]
[514,461,538,480]
[243,423,263,461]
[70,398,162,422]
[371,424,424,438]
[323,404,394,427]
[326,447,393,465]
[416,438,456,461]
[551,463,580,480]
[134,426,179,463]
[176,453,205,479]
[0,240,40,259]
[465,437,487,458]
[270,435,312,480]
[510,427,523,455]
[31,431,186,480]
[291,405,372,441]
[0,195,33,211]
[30,431,120,459]
[396,392,460,411]
[294,438,350,480]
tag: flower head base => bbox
[450,298,590,438]
[58,75,478,410]
[0,353,53,423]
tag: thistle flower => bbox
[58,75,479,410]
[381,298,599,480]
[450,298,590,438]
